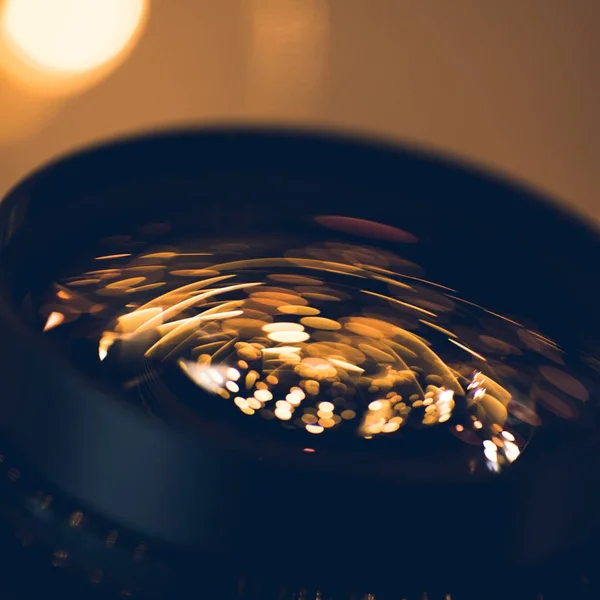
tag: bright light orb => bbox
[1,0,146,74]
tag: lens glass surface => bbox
[29,214,598,475]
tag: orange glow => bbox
[2,0,146,73]
[95,254,132,261]
[0,0,148,95]
[43,311,64,331]
[42,237,543,472]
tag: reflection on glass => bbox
[34,216,594,477]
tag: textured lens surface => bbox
[32,216,596,475]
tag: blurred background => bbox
[0,0,598,222]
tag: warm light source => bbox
[1,0,146,74]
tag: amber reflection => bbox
[38,221,594,475]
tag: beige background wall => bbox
[1,0,598,223]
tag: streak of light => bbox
[94,254,131,261]
[448,338,487,362]
[210,257,366,277]
[529,330,561,349]
[207,336,239,364]
[445,295,485,310]
[374,274,415,290]
[145,310,243,358]
[328,358,365,374]
[483,309,522,328]
[135,275,235,313]
[391,330,464,395]
[105,277,146,290]
[117,308,162,333]
[418,320,458,338]
[363,266,456,292]
[399,275,457,292]
[136,282,261,333]
[354,264,413,286]
[141,252,176,260]
[361,289,437,318]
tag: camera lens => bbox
[32,225,556,475]
[0,129,599,599]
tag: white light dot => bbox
[306,424,324,434]
[254,389,273,402]
[268,330,310,343]
[502,430,515,442]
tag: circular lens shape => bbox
[31,226,594,478]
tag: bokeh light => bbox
[0,0,148,100]
[2,0,146,74]
[34,224,592,477]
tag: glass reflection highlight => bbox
[34,218,594,476]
